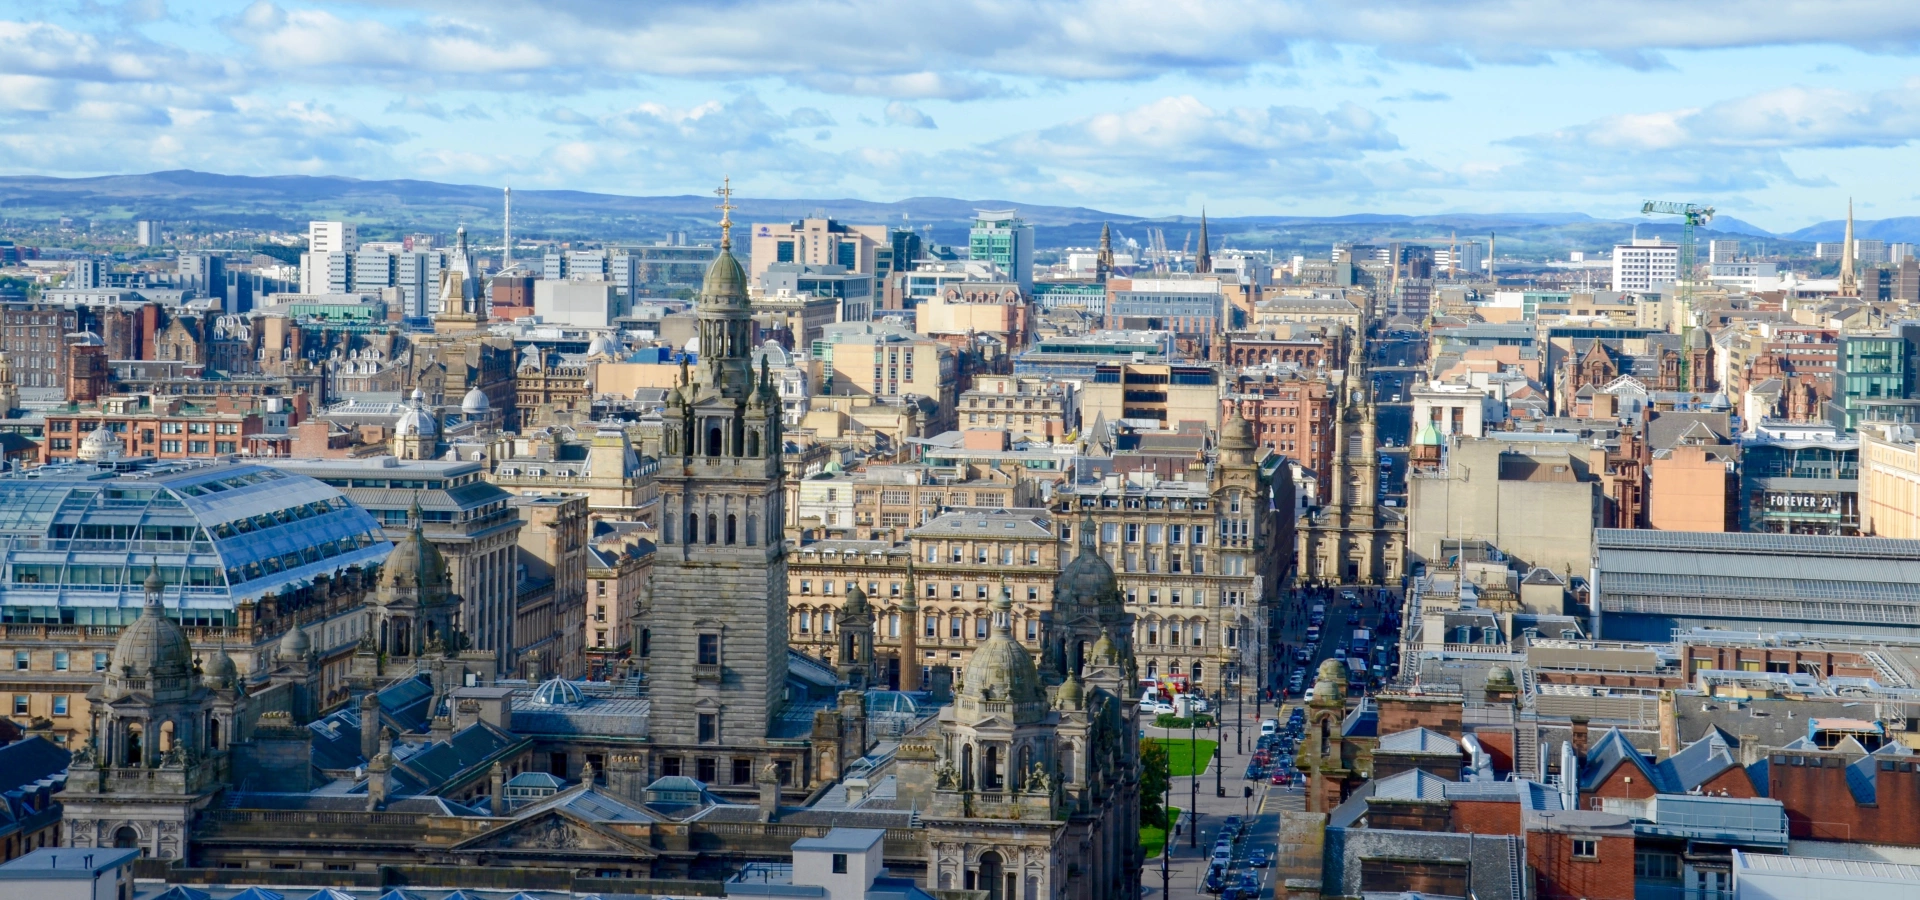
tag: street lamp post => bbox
[1213,683,1228,794]
[1160,771,1172,898]
[1188,713,1199,848]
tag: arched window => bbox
[983,744,1001,790]
[207,712,221,750]
[747,429,760,457]
[687,513,699,545]
[663,515,675,544]
[725,514,738,545]
[706,514,718,545]
[113,826,140,850]
[707,425,723,457]
[745,515,758,547]
[961,744,975,791]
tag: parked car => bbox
[1244,763,1263,780]
[1204,865,1226,893]
[1250,849,1271,868]
[1144,701,1176,717]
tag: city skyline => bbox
[3,1,1919,230]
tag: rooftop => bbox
[0,848,139,879]
[0,460,390,615]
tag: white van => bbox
[1260,718,1280,736]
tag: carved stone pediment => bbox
[462,812,631,854]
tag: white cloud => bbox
[1020,95,1399,170]
[0,98,406,176]
[1495,79,1920,195]
[884,102,935,129]
[211,0,1920,98]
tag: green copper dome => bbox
[1057,514,1120,607]
[959,593,1049,725]
[700,248,749,309]
[843,583,869,618]
[1414,420,1444,447]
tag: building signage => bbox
[1765,492,1839,514]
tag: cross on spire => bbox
[714,177,736,251]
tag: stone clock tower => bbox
[650,182,791,750]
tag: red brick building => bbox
[1223,370,1334,486]
[1527,812,1636,900]
[1769,741,1920,844]
[43,394,286,462]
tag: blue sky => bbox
[6,1,1920,231]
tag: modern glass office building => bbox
[0,460,391,626]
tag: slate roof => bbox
[1376,727,1461,755]
[0,736,68,841]
[224,793,480,816]
[1580,727,1664,793]
[1651,726,1741,794]
[1341,698,1377,739]
[1845,742,1913,805]
[383,721,519,797]
[1369,768,1453,801]
[517,785,657,824]
[1645,411,1732,452]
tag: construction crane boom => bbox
[1638,199,1715,325]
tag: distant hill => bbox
[1784,217,1920,244]
[0,169,1821,257]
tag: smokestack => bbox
[1570,715,1589,758]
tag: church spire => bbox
[1196,209,1212,274]
[1839,197,1859,298]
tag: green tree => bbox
[1139,738,1171,828]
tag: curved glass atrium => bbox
[0,460,393,626]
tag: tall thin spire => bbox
[1196,209,1212,274]
[1839,197,1859,298]
[714,177,736,252]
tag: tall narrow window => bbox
[698,634,720,665]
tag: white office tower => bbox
[1708,239,1741,263]
[1612,238,1679,292]
[308,221,359,254]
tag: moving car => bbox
[1250,849,1271,868]
[1260,718,1279,736]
